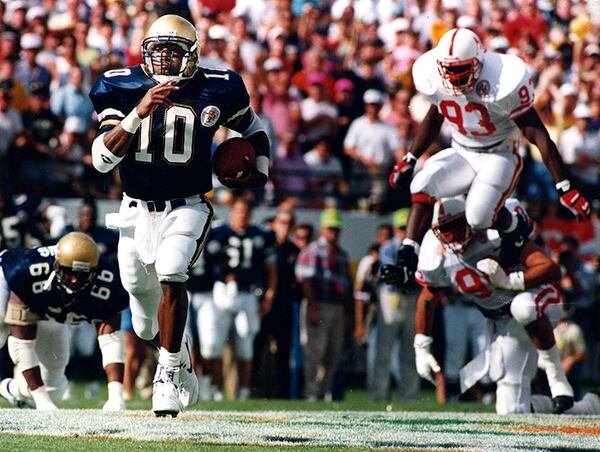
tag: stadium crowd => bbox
[0,0,598,406]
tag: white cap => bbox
[208,24,232,41]
[584,44,600,57]
[64,116,87,134]
[267,26,286,43]
[573,104,592,119]
[490,36,509,51]
[263,57,284,72]
[559,83,577,97]
[363,89,384,104]
[26,6,47,22]
[392,17,410,33]
[456,15,478,29]
[20,33,42,50]
[331,0,352,21]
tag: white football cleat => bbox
[178,335,199,408]
[0,378,34,408]
[198,375,212,401]
[152,365,184,417]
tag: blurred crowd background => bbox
[0,0,599,404]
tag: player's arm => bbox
[96,314,126,411]
[515,108,590,219]
[389,104,444,190]
[92,80,179,173]
[414,286,443,385]
[223,107,270,188]
[260,260,277,317]
[5,292,57,410]
[477,241,561,291]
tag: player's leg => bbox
[510,288,574,412]
[389,149,475,286]
[443,303,469,400]
[199,297,231,401]
[495,319,538,415]
[36,321,71,405]
[319,304,345,400]
[233,293,260,400]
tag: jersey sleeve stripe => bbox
[509,102,533,119]
[98,108,125,121]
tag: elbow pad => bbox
[92,132,123,173]
[98,331,124,367]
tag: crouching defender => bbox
[0,232,128,410]
[399,197,598,414]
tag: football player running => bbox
[411,197,597,414]
[0,232,128,411]
[386,28,590,287]
[89,15,270,416]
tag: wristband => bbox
[120,108,142,134]
[402,238,420,255]
[414,333,433,349]
[405,152,417,163]
[506,271,525,291]
[555,179,571,191]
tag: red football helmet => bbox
[436,28,483,95]
[432,196,473,252]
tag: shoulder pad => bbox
[412,50,439,98]
[418,230,445,274]
[484,53,529,101]
[91,66,154,96]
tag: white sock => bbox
[159,347,182,369]
[538,346,573,397]
[30,386,57,410]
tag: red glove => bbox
[556,180,591,220]
[388,152,417,190]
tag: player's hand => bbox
[388,152,417,190]
[380,244,419,288]
[220,157,267,189]
[556,180,591,220]
[136,80,179,118]
[476,258,508,289]
[414,334,441,385]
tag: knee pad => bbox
[235,336,255,360]
[155,235,196,283]
[131,312,158,341]
[465,201,495,230]
[8,336,38,372]
[510,292,537,326]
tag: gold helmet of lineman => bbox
[141,15,200,83]
[55,232,100,294]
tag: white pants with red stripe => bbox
[411,142,521,229]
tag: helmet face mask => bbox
[142,15,199,83]
[436,28,483,95]
[432,197,473,252]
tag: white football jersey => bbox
[416,200,528,311]
[413,50,534,149]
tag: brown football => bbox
[212,137,255,180]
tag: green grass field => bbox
[1,385,599,451]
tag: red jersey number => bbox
[440,100,497,137]
[455,267,492,298]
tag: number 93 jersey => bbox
[89,65,251,200]
[204,225,276,292]
[0,247,129,324]
[413,50,534,149]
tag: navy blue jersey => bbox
[0,211,28,251]
[89,65,251,200]
[0,246,128,325]
[205,225,276,292]
[187,252,214,293]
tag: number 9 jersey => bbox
[413,49,534,149]
[89,65,252,201]
[0,246,129,325]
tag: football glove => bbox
[220,157,267,189]
[414,334,441,385]
[556,179,590,220]
[388,152,417,190]
[476,258,525,291]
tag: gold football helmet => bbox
[142,15,200,83]
[55,232,100,294]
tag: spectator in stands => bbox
[14,33,51,94]
[504,0,548,48]
[300,72,338,147]
[0,81,22,159]
[304,139,348,203]
[554,312,587,400]
[296,208,352,401]
[51,65,95,128]
[344,89,400,210]
[558,104,600,202]
[272,130,313,206]
[262,57,300,143]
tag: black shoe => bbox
[499,212,532,267]
[552,395,574,414]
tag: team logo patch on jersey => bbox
[476,80,490,97]
[201,106,220,127]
